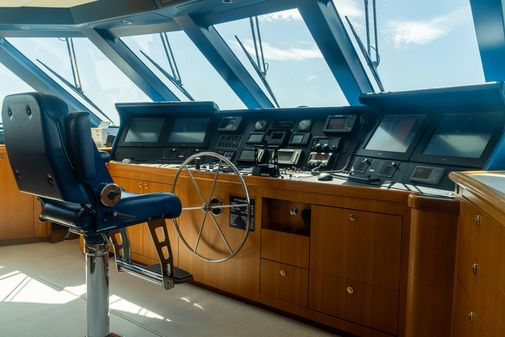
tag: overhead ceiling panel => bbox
[0,0,96,8]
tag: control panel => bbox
[111,82,505,192]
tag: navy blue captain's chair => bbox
[1,93,191,337]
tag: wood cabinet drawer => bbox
[474,266,505,337]
[261,229,309,268]
[309,271,398,335]
[260,259,308,307]
[453,278,490,337]
[311,205,402,290]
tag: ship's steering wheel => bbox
[171,152,251,263]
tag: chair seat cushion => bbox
[115,191,182,224]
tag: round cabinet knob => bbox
[349,213,358,222]
[279,269,287,277]
[346,286,354,294]
[137,182,142,189]
[144,183,149,190]
[471,263,479,275]
[468,311,476,323]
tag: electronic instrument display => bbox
[124,118,165,143]
[267,131,288,146]
[423,112,498,159]
[218,116,243,132]
[238,148,265,163]
[246,132,265,144]
[168,118,210,146]
[323,115,357,133]
[273,149,302,165]
[289,133,311,146]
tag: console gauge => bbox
[254,120,267,131]
[298,119,312,131]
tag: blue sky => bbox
[0,0,485,124]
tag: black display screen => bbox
[239,149,256,161]
[423,113,497,159]
[124,118,165,143]
[247,133,264,143]
[413,167,432,179]
[365,115,426,153]
[218,117,242,131]
[168,118,209,144]
[327,117,347,130]
[291,134,305,144]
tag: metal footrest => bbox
[115,260,192,288]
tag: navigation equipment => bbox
[423,113,497,159]
[359,114,427,160]
[168,118,210,145]
[124,118,165,143]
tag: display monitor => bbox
[422,113,498,159]
[124,118,165,143]
[365,114,426,153]
[168,118,210,144]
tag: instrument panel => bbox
[111,83,505,192]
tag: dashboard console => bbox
[111,83,505,192]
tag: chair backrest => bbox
[1,93,112,205]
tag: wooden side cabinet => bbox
[450,172,505,337]
[309,205,402,336]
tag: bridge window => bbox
[122,32,245,110]
[9,38,150,125]
[214,9,349,108]
[0,63,33,124]
[334,0,485,91]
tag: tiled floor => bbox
[0,241,338,337]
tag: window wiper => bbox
[139,50,194,101]
[235,17,280,108]
[344,0,384,92]
[37,59,114,124]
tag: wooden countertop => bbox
[450,171,505,219]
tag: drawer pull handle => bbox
[346,286,354,294]
[279,269,287,277]
[475,215,480,225]
[137,182,142,189]
[349,213,358,222]
[468,311,476,323]
[471,263,479,275]
[144,183,149,190]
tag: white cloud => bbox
[387,6,471,48]
[333,0,363,18]
[261,9,302,22]
[231,40,322,61]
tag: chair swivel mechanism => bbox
[1,93,191,337]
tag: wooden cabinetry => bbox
[107,162,461,337]
[451,172,505,337]
[309,205,402,335]
[0,146,49,243]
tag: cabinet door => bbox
[311,205,402,290]
[261,259,308,307]
[141,181,178,266]
[0,151,34,240]
[309,271,398,335]
[113,177,144,256]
